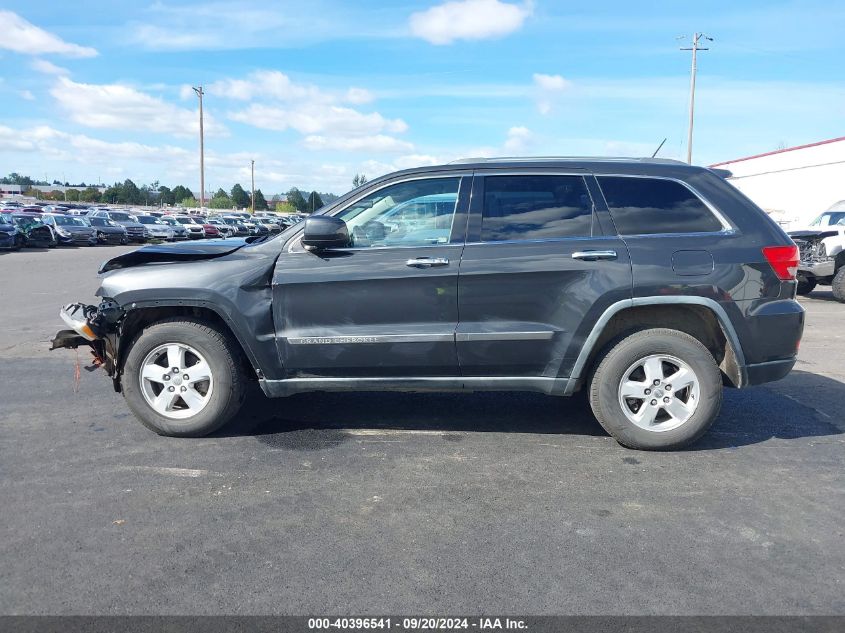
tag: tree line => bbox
[4,173,338,213]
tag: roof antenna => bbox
[652,138,667,158]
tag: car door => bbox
[272,172,471,378]
[456,170,633,380]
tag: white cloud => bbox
[393,154,442,169]
[503,126,533,152]
[0,11,97,58]
[304,135,415,153]
[409,0,532,45]
[0,125,190,164]
[533,73,571,91]
[206,71,375,107]
[206,70,327,102]
[229,103,407,136]
[30,59,71,75]
[179,84,197,100]
[344,87,375,105]
[533,73,572,114]
[19,90,36,101]
[50,77,227,137]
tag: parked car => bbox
[0,212,24,250]
[220,216,250,236]
[158,215,189,240]
[201,223,221,239]
[170,215,206,239]
[10,214,54,248]
[206,218,236,238]
[83,216,129,245]
[136,215,176,241]
[88,210,148,242]
[52,158,805,450]
[788,206,845,301]
[41,213,98,246]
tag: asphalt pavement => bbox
[0,245,843,614]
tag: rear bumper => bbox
[738,299,804,386]
[746,357,797,386]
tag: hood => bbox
[115,220,145,229]
[788,229,839,240]
[0,222,16,232]
[99,237,251,273]
[60,225,94,233]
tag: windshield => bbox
[175,217,195,225]
[137,216,163,225]
[109,212,135,222]
[1,213,12,224]
[14,216,44,226]
[53,215,86,227]
[810,211,845,226]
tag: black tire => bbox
[832,267,845,303]
[588,328,722,450]
[122,318,246,437]
[13,235,23,251]
[796,278,816,296]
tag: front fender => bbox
[97,250,282,380]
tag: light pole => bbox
[250,159,255,213]
[192,86,205,210]
[680,33,713,164]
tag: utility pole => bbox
[192,85,205,210]
[680,33,712,164]
[250,159,255,213]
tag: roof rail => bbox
[447,156,688,165]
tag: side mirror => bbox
[302,216,350,251]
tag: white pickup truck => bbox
[788,204,845,301]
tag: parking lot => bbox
[1,244,843,614]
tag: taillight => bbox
[762,245,799,281]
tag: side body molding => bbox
[562,296,748,395]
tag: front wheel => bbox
[122,319,246,437]
[588,328,722,450]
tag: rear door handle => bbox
[406,257,449,268]
[571,250,617,261]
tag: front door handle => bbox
[571,250,617,261]
[406,257,449,268]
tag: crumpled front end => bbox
[789,230,837,279]
[51,300,125,380]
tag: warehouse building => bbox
[710,136,845,227]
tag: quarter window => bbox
[597,176,723,235]
[481,175,594,242]
[336,177,460,248]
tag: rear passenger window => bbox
[597,176,723,235]
[481,175,593,242]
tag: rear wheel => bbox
[796,278,816,295]
[832,267,845,303]
[122,319,246,437]
[588,328,722,450]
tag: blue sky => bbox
[1,0,843,195]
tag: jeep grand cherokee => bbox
[52,158,804,450]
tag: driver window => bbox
[336,177,460,248]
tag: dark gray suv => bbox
[52,158,804,450]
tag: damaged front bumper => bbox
[51,300,124,381]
